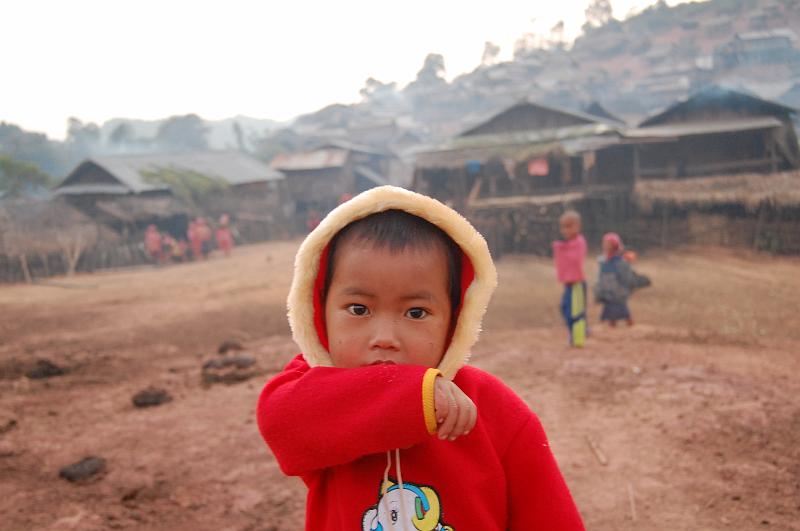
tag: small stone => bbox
[131,387,172,408]
[0,410,17,434]
[202,353,259,385]
[59,456,106,483]
[218,340,244,355]
[26,359,66,379]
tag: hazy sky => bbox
[2,0,685,139]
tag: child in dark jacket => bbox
[594,232,636,327]
[257,186,585,530]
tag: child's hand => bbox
[434,377,477,441]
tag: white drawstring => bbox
[380,449,409,528]
[395,448,408,527]
[382,450,392,495]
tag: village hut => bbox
[270,140,397,223]
[54,152,287,241]
[626,86,799,180]
[413,99,630,209]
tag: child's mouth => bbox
[369,360,396,366]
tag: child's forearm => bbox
[257,357,437,476]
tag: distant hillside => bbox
[100,115,287,151]
[278,0,800,156]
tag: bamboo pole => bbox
[19,254,31,284]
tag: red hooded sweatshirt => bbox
[257,186,585,530]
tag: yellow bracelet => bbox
[422,368,442,435]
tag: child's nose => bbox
[369,317,400,351]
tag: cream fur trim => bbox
[286,185,498,379]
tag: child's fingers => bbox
[463,396,477,434]
[442,391,465,441]
[470,400,478,431]
[451,393,476,439]
[437,383,459,440]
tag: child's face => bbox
[559,216,580,239]
[324,239,452,369]
[602,239,615,255]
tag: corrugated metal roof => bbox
[458,99,612,137]
[270,149,349,171]
[625,117,782,138]
[57,151,284,195]
[53,183,147,196]
[639,86,797,127]
[415,124,621,168]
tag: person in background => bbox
[306,209,321,232]
[144,224,163,264]
[197,218,213,259]
[552,210,588,347]
[187,219,201,261]
[594,232,635,327]
[216,214,234,258]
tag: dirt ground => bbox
[1,240,798,530]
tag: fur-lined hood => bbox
[287,186,497,379]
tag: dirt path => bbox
[1,242,798,530]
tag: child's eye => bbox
[406,308,428,319]
[346,304,369,316]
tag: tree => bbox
[549,21,566,49]
[141,167,226,207]
[359,77,398,100]
[481,42,501,66]
[0,155,53,198]
[584,0,614,30]
[415,53,446,84]
[0,122,69,177]
[66,118,101,152]
[155,114,208,151]
[109,122,134,146]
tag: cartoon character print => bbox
[362,478,454,531]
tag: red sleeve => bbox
[504,414,585,529]
[257,355,433,476]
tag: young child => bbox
[552,210,588,347]
[215,213,235,258]
[257,186,584,530]
[594,232,635,327]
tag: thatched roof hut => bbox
[0,198,114,256]
[634,170,800,213]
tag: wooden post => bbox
[769,135,777,173]
[19,254,32,284]
[40,253,50,277]
[660,206,669,247]
[561,154,572,186]
[753,204,766,250]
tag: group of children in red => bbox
[144,214,234,264]
[257,186,586,530]
[552,210,649,347]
